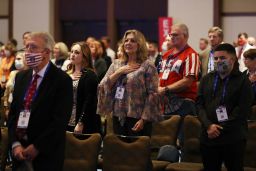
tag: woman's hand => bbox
[117,63,140,75]
[132,119,144,132]
[74,122,84,134]
[71,71,82,80]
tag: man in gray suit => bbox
[199,27,223,77]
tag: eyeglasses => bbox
[214,56,226,61]
[169,33,181,38]
[24,44,45,52]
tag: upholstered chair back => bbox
[63,132,101,171]
[103,134,152,171]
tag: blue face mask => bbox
[214,59,230,75]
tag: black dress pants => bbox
[200,140,246,171]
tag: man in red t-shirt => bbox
[158,23,199,116]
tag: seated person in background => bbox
[0,42,16,88]
[52,42,69,70]
[197,43,254,171]
[199,38,209,52]
[243,48,256,104]
[88,40,108,81]
[3,52,27,125]
[147,41,161,68]
[235,32,253,72]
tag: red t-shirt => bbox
[159,45,200,101]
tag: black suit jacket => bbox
[8,62,73,171]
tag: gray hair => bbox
[172,23,189,38]
[30,32,55,52]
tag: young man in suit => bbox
[8,32,73,171]
[199,26,223,77]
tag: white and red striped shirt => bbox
[159,45,200,100]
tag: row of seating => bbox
[65,114,256,171]
[0,112,256,171]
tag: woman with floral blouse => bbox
[97,29,161,136]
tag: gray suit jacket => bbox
[199,48,211,77]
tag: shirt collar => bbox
[33,62,50,78]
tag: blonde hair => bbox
[120,29,148,63]
[54,42,69,59]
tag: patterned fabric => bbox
[68,78,79,127]
[159,45,200,101]
[97,59,162,122]
[24,74,40,110]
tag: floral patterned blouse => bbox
[97,59,162,122]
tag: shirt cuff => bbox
[12,141,21,149]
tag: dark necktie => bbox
[238,47,243,59]
[16,74,40,141]
[24,74,40,110]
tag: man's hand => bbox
[158,87,166,95]
[22,144,39,161]
[13,145,26,161]
[207,124,223,139]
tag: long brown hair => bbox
[67,41,94,72]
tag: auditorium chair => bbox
[103,134,152,171]
[0,127,8,171]
[150,115,181,159]
[63,132,101,171]
[165,115,203,171]
[150,115,181,171]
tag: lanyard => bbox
[116,74,127,87]
[164,45,189,70]
[213,73,229,104]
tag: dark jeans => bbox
[200,140,246,171]
[112,116,152,137]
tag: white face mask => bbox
[15,59,24,70]
[4,50,11,57]
[25,52,43,68]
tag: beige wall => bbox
[0,0,9,44]
[3,0,256,50]
[222,0,256,13]
[13,0,54,49]
[0,19,8,44]
[222,0,256,45]
[168,0,214,52]
[222,16,256,45]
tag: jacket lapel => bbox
[30,63,55,113]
